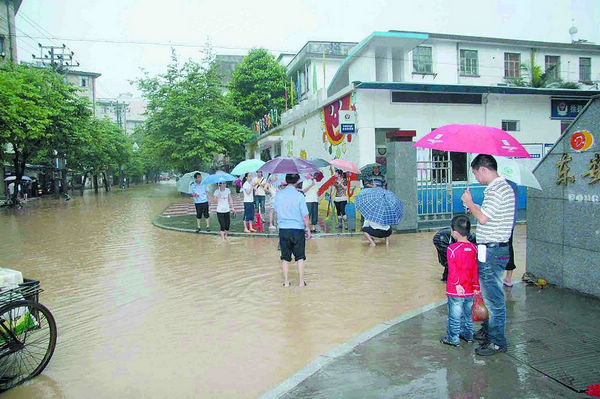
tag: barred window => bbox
[504,53,520,78]
[579,57,591,82]
[502,120,520,132]
[545,55,560,81]
[460,50,478,76]
[413,46,433,73]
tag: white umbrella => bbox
[4,176,32,181]
[495,157,542,190]
[176,171,209,193]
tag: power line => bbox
[0,15,43,57]
[18,12,58,41]
[7,33,591,79]
[16,12,61,48]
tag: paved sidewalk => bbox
[266,284,600,399]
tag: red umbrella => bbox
[413,124,531,158]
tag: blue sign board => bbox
[341,123,355,134]
[551,99,589,119]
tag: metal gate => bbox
[417,159,453,222]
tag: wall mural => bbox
[321,92,356,157]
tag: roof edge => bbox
[327,31,428,94]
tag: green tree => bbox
[228,48,288,127]
[136,49,251,173]
[0,62,91,204]
[129,124,162,183]
[77,118,131,192]
[507,50,580,89]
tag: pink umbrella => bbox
[413,124,531,158]
[330,159,362,174]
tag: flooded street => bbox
[0,183,526,399]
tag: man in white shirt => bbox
[461,154,515,356]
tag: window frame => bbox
[579,57,592,83]
[504,52,521,79]
[502,120,520,132]
[412,46,433,74]
[459,49,479,76]
[544,55,561,81]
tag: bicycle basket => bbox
[0,279,41,308]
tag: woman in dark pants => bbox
[503,232,516,286]
[333,170,347,229]
[504,180,518,287]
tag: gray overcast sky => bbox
[14,0,600,98]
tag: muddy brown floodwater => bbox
[0,182,526,399]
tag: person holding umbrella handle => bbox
[460,154,515,357]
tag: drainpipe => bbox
[482,92,489,125]
[456,42,460,84]
[6,0,16,62]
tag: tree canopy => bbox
[0,62,137,201]
[228,48,288,127]
[136,50,251,173]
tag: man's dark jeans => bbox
[478,245,509,348]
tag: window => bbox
[81,77,88,87]
[0,36,4,56]
[504,53,520,78]
[273,142,281,158]
[545,56,560,80]
[460,49,478,76]
[502,120,520,132]
[413,46,433,73]
[431,150,467,182]
[391,92,482,104]
[580,57,591,82]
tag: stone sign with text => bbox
[528,95,600,297]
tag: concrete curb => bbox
[152,216,368,238]
[258,299,448,399]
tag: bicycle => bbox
[0,279,57,392]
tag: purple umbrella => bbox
[258,157,319,174]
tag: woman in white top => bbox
[333,169,348,229]
[242,173,256,233]
[266,181,279,230]
[302,174,320,233]
[214,182,235,240]
[362,219,392,247]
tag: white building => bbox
[65,70,101,112]
[95,93,147,135]
[248,31,600,215]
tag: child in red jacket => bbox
[440,215,480,347]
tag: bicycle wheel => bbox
[0,300,57,392]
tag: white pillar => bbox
[358,127,376,167]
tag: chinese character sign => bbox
[556,153,575,185]
[551,99,589,119]
[581,153,600,185]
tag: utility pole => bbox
[32,43,79,197]
[32,43,79,73]
[113,101,128,131]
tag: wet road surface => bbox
[0,183,526,398]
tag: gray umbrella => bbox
[308,158,330,168]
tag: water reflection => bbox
[0,183,527,398]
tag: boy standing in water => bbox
[440,215,479,347]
